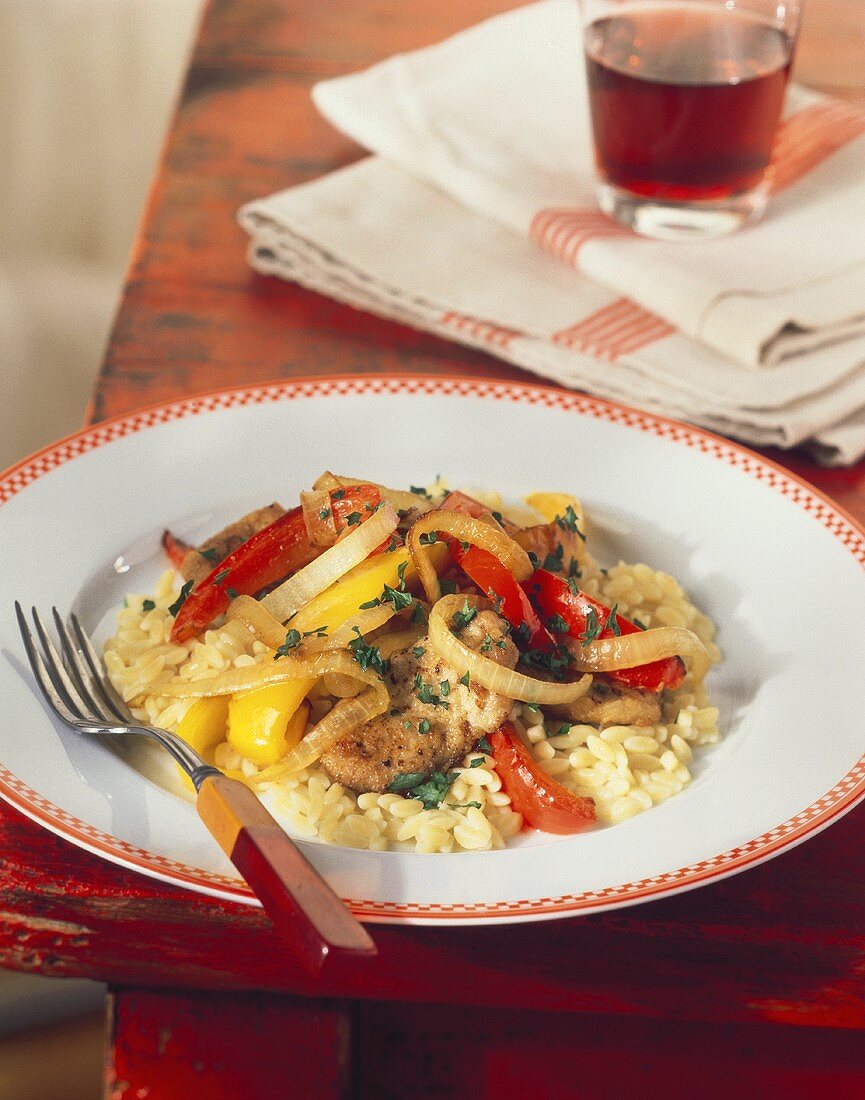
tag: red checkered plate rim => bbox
[2,374,865,924]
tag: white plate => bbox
[2,376,864,925]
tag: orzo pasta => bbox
[104,476,721,853]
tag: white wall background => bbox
[0,0,203,469]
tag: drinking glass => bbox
[581,0,803,239]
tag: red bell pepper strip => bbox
[170,485,382,643]
[439,492,550,649]
[161,529,192,571]
[489,724,596,834]
[524,569,685,692]
[452,544,551,650]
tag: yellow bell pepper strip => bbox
[231,543,449,768]
[176,696,230,759]
[524,492,582,525]
[228,689,310,768]
[174,695,230,790]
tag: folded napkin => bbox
[239,0,865,463]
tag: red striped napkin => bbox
[240,0,865,463]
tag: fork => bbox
[14,602,376,974]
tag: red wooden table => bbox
[4,1,865,1096]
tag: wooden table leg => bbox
[105,989,350,1099]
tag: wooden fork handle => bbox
[196,773,376,973]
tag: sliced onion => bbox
[408,510,533,603]
[315,472,436,515]
[566,626,709,683]
[261,501,399,623]
[256,686,386,782]
[376,626,424,659]
[428,595,592,705]
[226,595,285,648]
[157,648,384,699]
[301,489,337,548]
[226,595,396,654]
[310,471,342,493]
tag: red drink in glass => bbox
[581,2,799,238]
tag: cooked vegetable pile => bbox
[154,474,710,835]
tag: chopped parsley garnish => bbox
[459,671,470,687]
[480,634,493,653]
[410,603,428,626]
[579,608,602,646]
[451,599,477,631]
[274,629,302,658]
[226,587,239,600]
[418,718,431,735]
[567,575,580,595]
[419,531,438,545]
[568,558,581,580]
[513,621,532,645]
[381,582,414,613]
[469,756,484,768]
[527,550,540,570]
[412,645,425,659]
[332,489,346,500]
[167,580,194,617]
[359,560,414,613]
[386,535,399,552]
[542,544,565,573]
[200,547,219,563]
[414,674,449,709]
[408,772,456,809]
[440,680,450,697]
[386,769,456,809]
[554,505,587,541]
[345,512,362,526]
[546,613,570,634]
[475,734,492,753]
[410,485,432,499]
[440,578,457,596]
[520,643,571,677]
[348,627,390,677]
[448,801,482,810]
[633,618,648,631]
[551,722,573,738]
[214,568,231,585]
[387,771,426,792]
[142,599,156,612]
[605,603,622,636]
[303,625,328,637]
[318,506,332,521]
[491,510,504,525]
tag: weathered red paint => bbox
[106,990,349,1099]
[3,0,865,1093]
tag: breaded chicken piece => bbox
[320,611,518,793]
[547,677,661,727]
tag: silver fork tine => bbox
[14,602,80,726]
[51,608,114,724]
[69,612,130,723]
[29,607,91,721]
